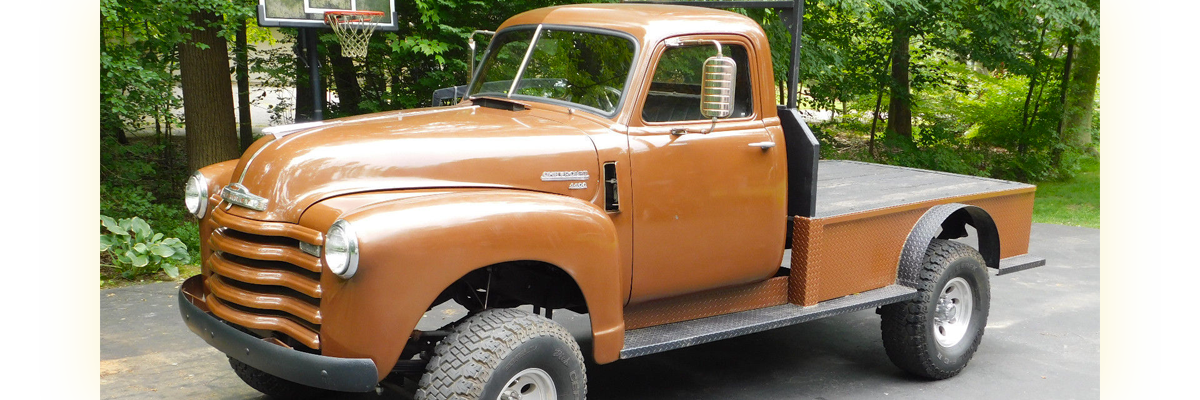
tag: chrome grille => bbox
[204,207,323,349]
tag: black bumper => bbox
[177,276,379,392]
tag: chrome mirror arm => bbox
[467,30,495,87]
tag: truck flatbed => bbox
[815,160,1035,218]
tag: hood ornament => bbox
[221,183,268,211]
[222,133,280,212]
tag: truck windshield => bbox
[468,27,636,115]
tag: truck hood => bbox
[224,105,601,223]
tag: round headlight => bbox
[324,219,360,279]
[184,171,209,218]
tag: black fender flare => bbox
[897,203,1000,288]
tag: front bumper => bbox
[177,276,378,392]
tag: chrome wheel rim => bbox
[498,368,556,400]
[933,277,973,348]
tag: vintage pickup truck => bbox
[178,2,1045,399]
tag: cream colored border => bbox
[1099,0,1156,396]
[40,0,99,396]
[44,0,1152,396]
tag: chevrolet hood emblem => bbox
[221,183,269,211]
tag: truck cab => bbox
[178,4,1043,399]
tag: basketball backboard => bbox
[258,0,398,31]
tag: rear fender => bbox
[311,190,624,379]
[897,203,1000,288]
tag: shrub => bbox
[100,215,190,279]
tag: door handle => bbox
[748,141,775,150]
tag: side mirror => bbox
[700,43,737,119]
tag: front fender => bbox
[197,160,238,274]
[306,189,625,379]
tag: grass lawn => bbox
[1032,156,1100,228]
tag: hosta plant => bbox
[100,215,191,279]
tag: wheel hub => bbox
[499,368,556,400]
[932,277,974,348]
[934,297,957,324]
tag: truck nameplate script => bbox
[568,182,587,190]
[220,183,268,211]
[541,171,590,182]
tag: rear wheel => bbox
[880,239,990,379]
[416,308,586,400]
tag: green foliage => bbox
[871,120,988,177]
[101,136,200,263]
[820,58,1089,183]
[100,215,191,279]
[100,0,257,137]
[282,1,608,116]
[100,1,245,261]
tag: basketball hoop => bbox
[324,10,385,59]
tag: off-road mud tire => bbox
[228,356,330,400]
[880,239,991,379]
[415,308,586,400]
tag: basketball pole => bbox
[305,27,324,121]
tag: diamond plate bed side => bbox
[788,216,823,306]
[964,191,1035,259]
[790,187,1037,305]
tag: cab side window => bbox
[642,43,753,122]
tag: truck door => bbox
[626,36,787,303]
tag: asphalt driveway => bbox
[101,223,1098,399]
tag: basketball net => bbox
[324,11,384,59]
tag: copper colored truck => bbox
[178,2,1045,399]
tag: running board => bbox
[620,285,918,359]
[997,254,1045,276]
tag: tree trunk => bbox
[1055,37,1075,136]
[236,19,253,151]
[390,65,402,107]
[885,21,912,138]
[100,15,128,145]
[327,42,363,115]
[870,51,893,158]
[1021,23,1048,136]
[179,10,239,171]
[364,55,386,102]
[1062,15,1099,149]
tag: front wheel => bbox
[229,357,329,400]
[880,239,991,379]
[416,309,586,400]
